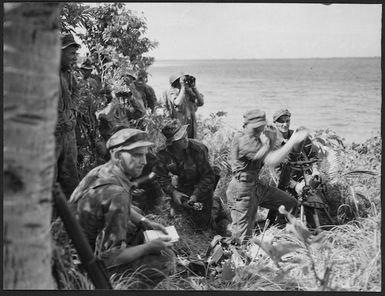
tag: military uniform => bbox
[69,129,175,288]
[156,138,215,231]
[55,66,80,199]
[135,81,157,112]
[131,151,164,214]
[74,63,101,170]
[226,110,298,243]
[274,129,319,193]
[162,72,204,139]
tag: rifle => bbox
[52,183,112,289]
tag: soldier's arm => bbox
[127,92,146,117]
[173,80,187,107]
[191,145,215,201]
[264,129,310,167]
[191,87,204,106]
[153,153,176,196]
[229,133,240,169]
[102,188,131,249]
[110,238,170,267]
[145,85,157,112]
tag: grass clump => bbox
[51,112,381,291]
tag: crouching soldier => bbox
[155,120,215,233]
[69,128,175,289]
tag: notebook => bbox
[143,225,179,243]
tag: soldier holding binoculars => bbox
[162,72,204,138]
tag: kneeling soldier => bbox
[69,128,175,289]
[155,119,215,232]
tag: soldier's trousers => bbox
[55,129,80,200]
[226,177,298,243]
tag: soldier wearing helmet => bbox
[54,33,81,200]
[69,128,175,288]
[161,72,204,138]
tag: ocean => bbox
[147,58,381,144]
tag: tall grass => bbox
[51,112,381,291]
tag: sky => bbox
[82,3,382,60]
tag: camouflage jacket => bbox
[69,162,136,251]
[155,139,215,202]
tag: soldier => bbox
[135,69,157,113]
[266,108,321,226]
[55,33,81,199]
[155,120,215,232]
[75,59,100,171]
[272,108,320,195]
[69,128,175,288]
[162,72,204,138]
[119,71,147,118]
[226,109,309,244]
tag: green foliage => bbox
[60,3,92,34]
[197,111,235,174]
[51,219,94,290]
[51,97,381,290]
[77,3,158,85]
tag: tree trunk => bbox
[4,2,61,289]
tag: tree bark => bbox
[4,2,61,289]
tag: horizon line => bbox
[152,56,381,61]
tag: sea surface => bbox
[147,58,381,144]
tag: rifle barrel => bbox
[53,184,112,289]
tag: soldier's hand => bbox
[187,195,198,205]
[294,180,306,196]
[264,124,277,145]
[146,238,172,254]
[179,76,187,87]
[259,133,270,146]
[128,81,136,90]
[131,189,145,197]
[172,190,189,206]
[145,220,169,235]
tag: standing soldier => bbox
[226,109,309,244]
[135,69,157,113]
[162,72,204,138]
[155,120,215,232]
[69,128,175,288]
[119,71,147,119]
[55,33,80,199]
[75,59,101,172]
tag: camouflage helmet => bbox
[106,128,153,152]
